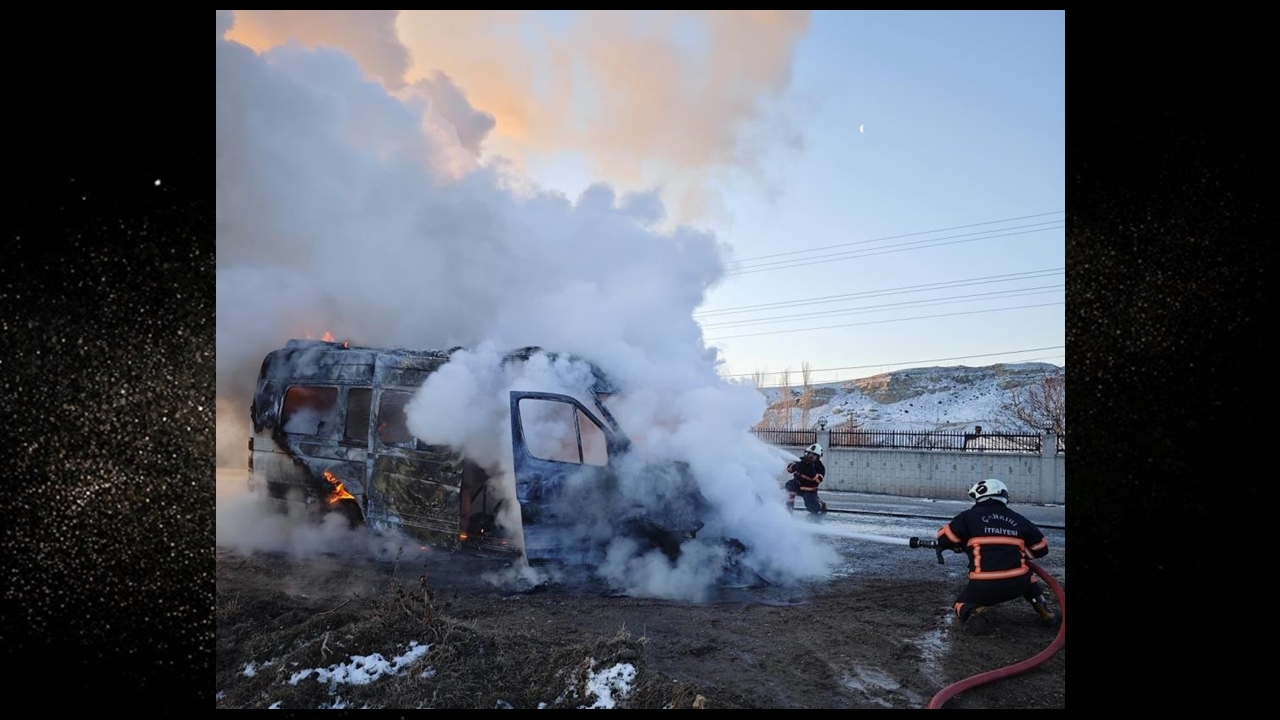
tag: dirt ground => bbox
[215,497,1065,709]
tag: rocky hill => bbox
[756,362,1062,432]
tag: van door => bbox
[508,391,619,562]
[334,385,371,506]
[271,383,365,503]
[364,387,465,548]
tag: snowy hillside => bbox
[755,362,1062,432]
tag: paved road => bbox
[778,490,1067,588]
[811,489,1065,530]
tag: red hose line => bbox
[927,560,1065,709]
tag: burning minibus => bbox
[246,338,755,581]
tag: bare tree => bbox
[799,361,813,429]
[775,368,793,427]
[995,368,1066,434]
[751,370,767,429]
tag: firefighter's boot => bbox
[956,603,988,623]
[954,603,995,634]
[1030,596,1061,628]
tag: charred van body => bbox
[247,339,747,579]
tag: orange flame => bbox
[323,470,355,506]
[301,330,351,347]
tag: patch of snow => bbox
[289,640,431,686]
[582,662,637,709]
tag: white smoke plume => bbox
[221,9,412,90]
[216,468,415,562]
[225,9,811,225]
[216,11,835,600]
[402,71,497,156]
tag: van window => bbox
[345,387,372,441]
[519,398,609,466]
[579,408,608,466]
[281,386,338,436]
[520,398,579,463]
[377,390,415,446]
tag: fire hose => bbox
[907,536,1065,710]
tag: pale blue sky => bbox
[508,10,1065,386]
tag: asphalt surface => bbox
[772,489,1067,592]
[811,490,1065,530]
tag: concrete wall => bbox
[778,431,1065,505]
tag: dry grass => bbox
[214,549,731,710]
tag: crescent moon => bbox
[859,123,865,133]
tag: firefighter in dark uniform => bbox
[935,478,1059,627]
[785,443,828,514]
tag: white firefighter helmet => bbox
[804,443,824,458]
[968,478,1010,504]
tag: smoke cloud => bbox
[216,11,833,600]
[216,468,412,561]
[226,9,811,224]
[222,9,412,90]
[402,71,497,155]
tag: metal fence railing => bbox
[753,427,1065,455]
[749,428,817,447]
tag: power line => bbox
[1012,354,1066,365]
[726,224,1064,277]
[731,221,1062,272]
[722,345,1066,381]
[729,220,1063,271]
[700,285,1064,329]
[696,267,1064,318]
[705,301,1064,341]
[708,214,1067,389]
[728,211,1065,265]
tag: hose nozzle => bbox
[909,537,945,564]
